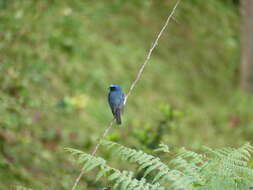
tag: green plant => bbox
[16,186,33,190]
[0,0,247,189]
[67,141,253,190]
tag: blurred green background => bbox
[0,0,252,189]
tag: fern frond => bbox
[101,140,196,189]
[170,156,203,184]
[66,142,253,190]
[178,147,205,165]
[204,143,253,166]
[203,143,253,177]
[154,143,170,153]
[198,143,253,190]
[169,147,206,186]
[66,148,164,190]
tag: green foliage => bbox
[68,141,253,190]
[16,186,33,190]
[0,0,251,189]
[101,140,196,189]
[66,147,165,190]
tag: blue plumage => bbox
[108,84,125,125]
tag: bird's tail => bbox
[115,108,122,125]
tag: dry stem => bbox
[71,1,181,189]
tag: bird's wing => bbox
[121,93,125,105]
[120,93,125,114]
[108,92,115,114]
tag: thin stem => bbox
[71,1,181,189]
[124,0,181,104]
[71,119,114,190]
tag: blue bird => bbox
[108,84,125,125]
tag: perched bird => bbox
[108,84,125,125]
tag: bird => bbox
[108,84,125,125]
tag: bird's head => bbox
[109,84,122,91]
